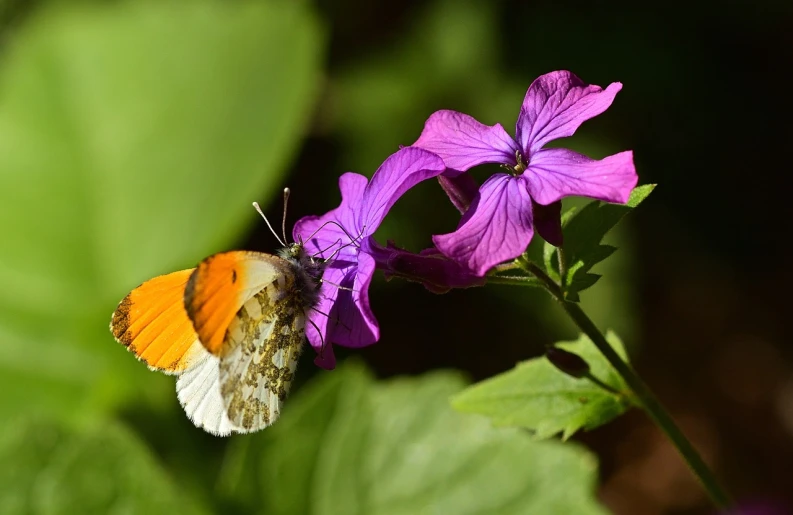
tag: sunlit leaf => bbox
[0,418,208,515]
[452,332,634,439]
[217,366,367,514]
[223,361,608,515]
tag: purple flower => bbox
[294,147,480,369]
[377,241,485,294]
[413,70,638,276]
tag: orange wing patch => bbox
[111,269,202,374]
[184,251,284,355]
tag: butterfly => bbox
[109,191,327,436]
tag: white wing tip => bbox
[175,349,241,437]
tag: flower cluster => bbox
[294,70,638,368]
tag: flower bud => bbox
[546,346,590,378]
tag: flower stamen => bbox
[513,150,527,174]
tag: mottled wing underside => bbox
[219,273,307,432]
[166,251,309,434]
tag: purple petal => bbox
[359,147,446,232]
[305,262,351,366]
[515,71,622,155]
[525,148,637,205]
[438,173,480,214]
[305,251,377,359]
[413,110,519,172]
[293,172,367,259]
[532,200,563,247]
[306,250,378,344]
[330,251,378,347]
[433,174,534,276]
[312,343,336,369]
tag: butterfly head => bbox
[278,240,326,307]
[253,192,333,308]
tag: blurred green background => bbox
[1,0,792,514]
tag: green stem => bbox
[518,257,560,293]
[518,258,732,510]
[486,274,542,287]
[492,261,522,273]
[583,371,628,398]
[557,247,568,282]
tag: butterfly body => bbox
[111,243,325,436]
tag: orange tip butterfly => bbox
[110,189,325,436]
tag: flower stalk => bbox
[515,256,733,510]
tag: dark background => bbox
[247,1,793,513]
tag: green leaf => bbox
[452,332,634,440]
[0,0,324,416]
[0,418,208,515]
[217,364,371,513]
[224,361,608,515]
[543,236,561,283]
[0,418,64,515]
[545,184,655,300]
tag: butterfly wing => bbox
[179,250,308,434]
[110,269,205,374]
[175,350,239,436]
[219,281,306,431]
[184,251,290,355]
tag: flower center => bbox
[501,149,527,176]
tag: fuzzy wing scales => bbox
[176,350,240,436]
[110,269,205,374]
[184,251,294,356]
[218,275,307,432]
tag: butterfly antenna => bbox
[281,187,291,245]
[252,201,286,247]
